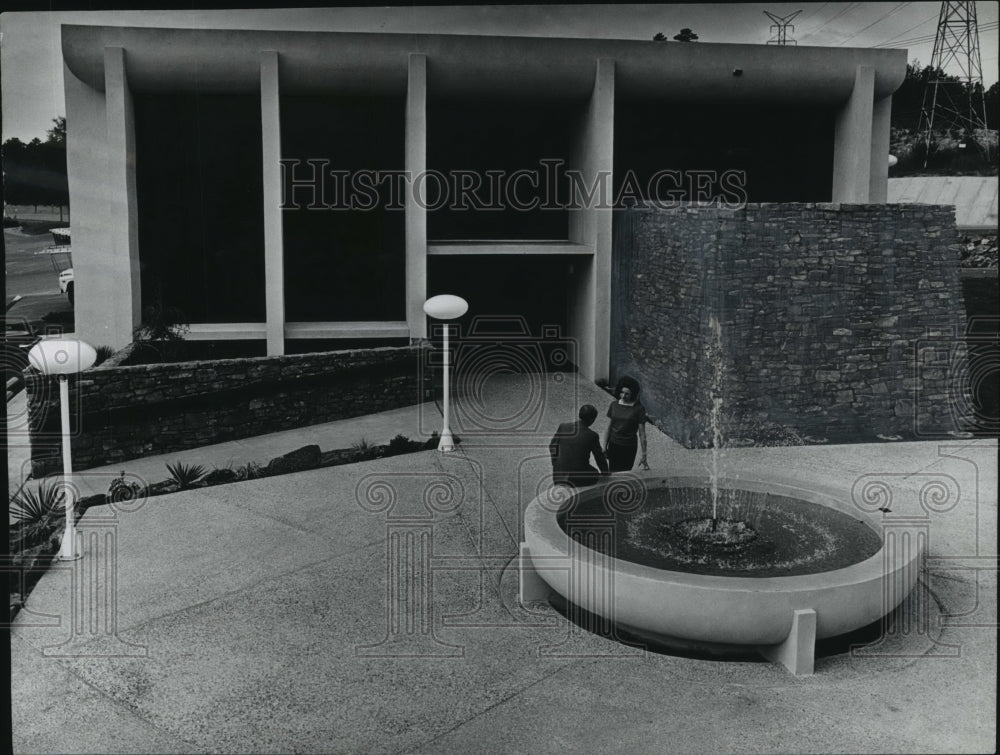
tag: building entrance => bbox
[427,256,578,375]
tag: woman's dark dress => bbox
[605,400,647,472]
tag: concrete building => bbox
[61,21,906,381]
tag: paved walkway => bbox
[7,387,440,502]
[10,374,998,753]
[10,395,443,500]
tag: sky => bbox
[1,2,998,142]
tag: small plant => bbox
[165,461,208,490]
[351,438,380,461]
[9,479,65,525]
[132,302,190,362]
[93,345,117,367]
[234,461,264,481]
[133,302,190,342]
[107,471,142,503]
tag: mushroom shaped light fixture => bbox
[423,295,469,452]
[28,338,98,560]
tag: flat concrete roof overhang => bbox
[62,24,907,102]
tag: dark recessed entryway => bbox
[428,255,578,373]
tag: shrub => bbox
[93,345,117,367]
[351,438,381,461]
[132,302,190,362]
[9,479,65,524]
[107,471,142,503]
[203,467,239,485]
[165,461,208,489]
[386,434,413,456]
[234,461,264,481]
[893,132,998,176]
[133,302,190,342]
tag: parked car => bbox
[59,267,74,304]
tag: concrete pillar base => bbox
[758,608,817,676]
[518,543,552,605]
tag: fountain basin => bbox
[522,472,921,660]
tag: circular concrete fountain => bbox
[520,471,922,674]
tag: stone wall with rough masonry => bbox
[28,344,425,475]
[611,203,971,446]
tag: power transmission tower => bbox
[917,1,990,164]
[764,10,802,45]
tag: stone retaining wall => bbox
[611,203,971,446]
[28,344,425,475]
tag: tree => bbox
[652,32,667,42]
[46,116,66,146]
[1,138,29,206]
[1,116,69,218]
[982,81,998,131]
[891,62,929,133]
[673,28,698,42]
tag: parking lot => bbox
[4,209,74,386]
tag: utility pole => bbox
[917,1,990,165]
[764,10,802,46]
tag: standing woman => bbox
[604,376,650,472]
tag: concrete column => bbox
[589,58,616,382]
[832,65,875,203]
[260,50,285,356]
[869,95,893,203]
[406,53,428,341]
[103,48,141,348]
[566,58,615,382]
[64,62,114,347]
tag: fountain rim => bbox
[523,469,921,647]
[527,470,892,590]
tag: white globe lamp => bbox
[423,295,468,452]
[27,338,98,560]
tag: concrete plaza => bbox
[10,374,997,753]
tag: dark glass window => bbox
[280,96,405,322]
[614,103,836,204]
[427,97,577,240]
[135,93,265,323]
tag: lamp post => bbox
[423,294,468,452]
[27,338,97,561]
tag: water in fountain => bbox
[708,313,724,527]
[559,487,882,578]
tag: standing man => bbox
[549,404,610,487]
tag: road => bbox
[4,225,73,331]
